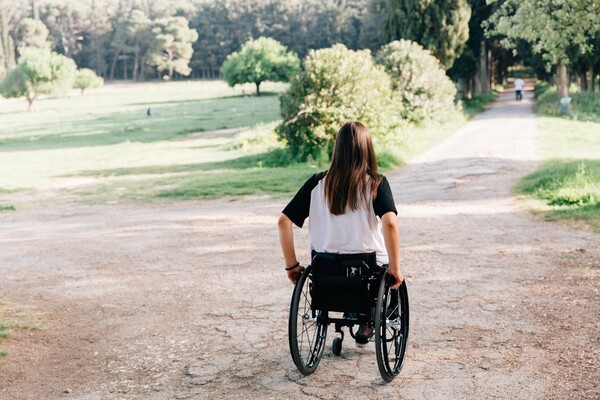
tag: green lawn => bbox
[0,81,308,206]
[0,79,488,208]
[516,116,600,231]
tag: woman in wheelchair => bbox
[278,120,404,346]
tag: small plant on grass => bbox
[0,204,16,212]
[73,68,104,95]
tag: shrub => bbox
[74,68,104,94]
[277,44,395,161]
[535,81,600,122]
[376,40,457,123]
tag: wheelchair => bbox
[288,252,409,382]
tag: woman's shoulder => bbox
[308,171,327,183]
[299,171,327,191]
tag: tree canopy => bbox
[14,18,50,55]
[148,16,198,79]
[0,48,76,110]
[383,0,471,69]
[221,37,299,95]
[486,0,600,97]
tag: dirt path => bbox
[1,90,598,399]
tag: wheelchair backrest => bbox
[310,252,377,314]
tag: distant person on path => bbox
[278,120,404,345]
[146,107,152,117]
[515,78,525,101]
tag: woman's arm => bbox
[278,213,304,284]
[381,211,404,289]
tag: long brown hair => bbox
[324,121,381,215]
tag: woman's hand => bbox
[387,265,404,289]
[287,265,305,285]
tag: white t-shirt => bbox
[282,172,397,265]
[514,78,525,91]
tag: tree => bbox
[383,0,471,69]
[39,0,88,58]
[277,44,394,160]
[0,48,76,111]
[73,67,103,94]
[376,40,457,123]
[148,16,198,80]
[14,18,50,55]
[0,0,28,78]
[221,37,300,95]
[486,0,600,98]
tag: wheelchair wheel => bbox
[288,266,327,375]
[332,337,342,356]
[374,272,409,382]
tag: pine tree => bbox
[383,0,471,69]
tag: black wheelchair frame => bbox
[288,252,409,382]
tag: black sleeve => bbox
[282,172,324,228]
[373,176,397,218]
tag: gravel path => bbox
[1,90,598,399]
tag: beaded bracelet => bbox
[285,261,300,271]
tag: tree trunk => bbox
[0,7,16,71]
[474,39,487,95]
[255,81,261,96]
[26,93,36,112]
[557,61,569,99]
[109,49,121,81]
[486,47,492,92]
[590,61,595,93]
[32,0,39,19]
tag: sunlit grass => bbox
[0,79,492,207]
[516,117,600,232]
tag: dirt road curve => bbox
[1,90,598,399]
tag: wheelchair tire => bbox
[288,266,327,375]
[374,272,409,382]
[332,337,342,356]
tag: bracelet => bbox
[285,261,300,271]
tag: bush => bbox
[535,81,600,122]
[74,68,104,94]
[277,44,395,161]
[376,40,457,124]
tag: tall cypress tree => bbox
[383,0,471,69]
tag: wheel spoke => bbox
[289,269,327,374]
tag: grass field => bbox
[0,81,312,206]
[516,117,600,231]
[0,80,485,209]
